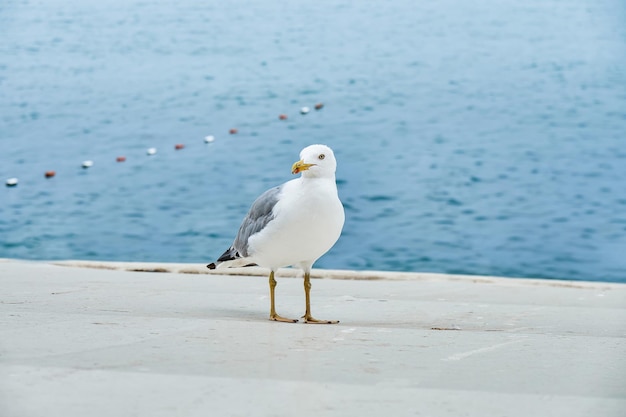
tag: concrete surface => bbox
[1,259,625,417]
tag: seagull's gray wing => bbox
[208,186,281,268]
[233,185,282,257]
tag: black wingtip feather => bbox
[207,246,242,270]
[216,246,241,263]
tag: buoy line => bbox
[4,103,324,188]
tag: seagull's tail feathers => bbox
[207,246,256,270]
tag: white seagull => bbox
[207,144,345,324]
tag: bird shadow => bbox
[187,306,270,322]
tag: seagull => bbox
[207,144,345,324]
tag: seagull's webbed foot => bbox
[270,313,299,323]
[301,314,339,324]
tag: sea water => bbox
[1,0,626,282]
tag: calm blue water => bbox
[2,0,626,282]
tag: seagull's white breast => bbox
[247,177,345,270]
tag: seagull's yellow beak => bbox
[291,160,315,174]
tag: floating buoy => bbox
[44,171,56,178]
[279,114,288,120]
[5,178,18,187]
[82,160,93,169]
[300,107,310,115]
[116,156,126,162]
[229,128,238,135]
[147,148,157,155]
[314,103,324,110]
[204,135,215,143]
[175,144,185,150]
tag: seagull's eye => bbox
[318,154,325,160]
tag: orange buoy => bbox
[314,103,324,110]
[116,156,126,162]
[44,171,56,178]
[175,144,185,150]
[279,114,288,120]
[229,128,238,134]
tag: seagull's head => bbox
[291,144,337,178]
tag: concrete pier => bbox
[1,259,625,416]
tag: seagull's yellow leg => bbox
[302,272,339,324]
[269,271,298,323]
